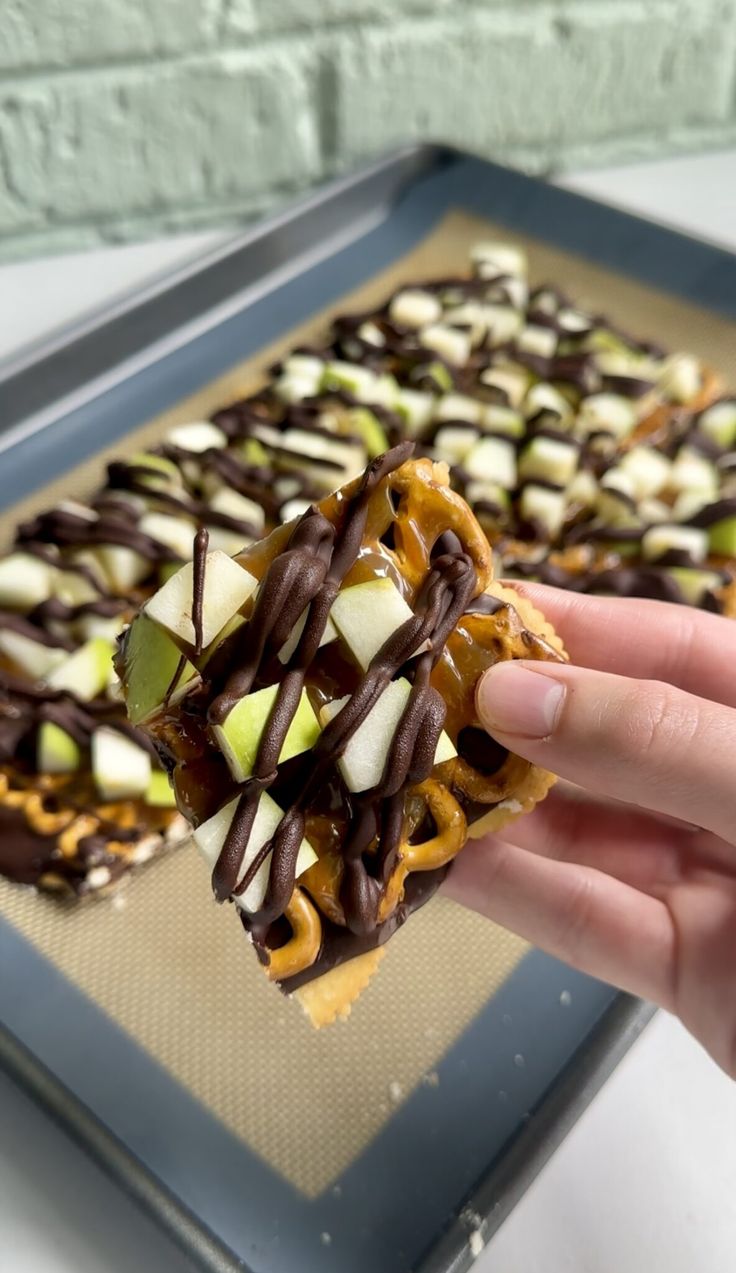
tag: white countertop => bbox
[1,150,736,1273]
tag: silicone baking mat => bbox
[2,147,734,1273]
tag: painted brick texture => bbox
[0,0,735,258]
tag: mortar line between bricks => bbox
[0,0,683,88]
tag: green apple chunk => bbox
[518,437,578,486]
[482,404,526,437]
[421,324,471,367]
[139,513,196,560]
[619,446,671,499]
[642,525,708,563]
[214,684,321,782]
[129,452,182,490]
[479,364,530,408]
[92,727,152,801]
[697,401,736,449]
[666,568,724,607]
[389,289,442,329]
[123,613,197,724]
[576,394,636,440]
[464,436,517,489]
[0,553,56,609]
[95,544,150,593]
[658,354,702,404]
[668,446,718,496]
[144,551,257,652]
[470,241,527,277]
[320,679,454,793]
[708,517,736,556]
[37,722,81,774]
[193,791,317,913]
[434,392,483,425]
[393,389,435,437]
[145,770,177,808]
[345,408,389,459]
[0,629,67,680]
[209,487,266,535]
[278,609,337,665]
[166,421,226,452]
[331,578,415,671]
[523,383,574,426]
[519,484,568,538]
[432,425,479,465]
[46,638,114,700]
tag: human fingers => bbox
[504,584,736,709]
[445,835,675,1008]
[475,661,736,843]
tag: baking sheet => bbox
[3,146,733,1272]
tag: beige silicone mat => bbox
[1,210,735,1197]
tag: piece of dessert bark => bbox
[117,443,565,1023]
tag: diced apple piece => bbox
[519,485,568,538]
[518,437,578,486]
[566,469,598,508]
[482,404,526,437]
[283,354,324,381]
[205,527,253,556]
[211,486,266,532]
[668,446,718,497]
[576,394,637,439]
[344,408,389,458]
[389,289,442,329]
[463,437,517,489]
[213,685,321,783]
[421,324,471,367]
[697,401,736,449]
[393,389,435,436]
[619,446,671,499]
[465,482,511,513]
[278,609,337,665]
[321,680,411,793]
[523,383,574,426]
[37,722,81,774]
[140,513,196,560]
[444,302,488,346]
[144,551,257,652]
[482,304,523,345]
[95,545,150,593]
[432,425,479,465]
[0,553,56,609]
[280,428,364,482]
[193,791,317,913]
[280,498,313,524]
[356,321,385,347]
[517,325,557,359]
[166,422,226,453]
[274,372,320,404]
[672,490,713,521]
[123,613,197,724]
[558,307,593,334]
[666,568,724,607]
[434,730,457,765]
[146,770,177,808]
[434,392,484,425]
[129,452,182,489]
[0,629,67,680]
[471,242,527,277]
[479,364,531,408]
[332,578,415,671]
[642,525,708,563]
[322,360,378,399]
[658,354,702,404]
[46,638,114,701]
[91,727,151,801]
[638,498,671,524]
[708,517,736,556]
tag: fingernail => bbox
[476,663,565,739]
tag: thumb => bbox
[475,661,736,843]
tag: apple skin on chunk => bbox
[46,637,114,701]
[123,614,197,725]
[320,678,455,794]
[146,770,177,807]
[144,551,257,653]
[331,578,415,672]
[193,791,317,913]
[91,727,151,801]
[0,629,67,681]
[37,722,81,774]
[0,553,56,609]
[708,517,736,556]
[213,684,321,783]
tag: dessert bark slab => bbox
[3,144,735,1273]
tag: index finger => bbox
[505,583,736,709]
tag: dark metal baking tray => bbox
[3,141,733,1273]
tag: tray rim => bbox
[2,139,720,1270]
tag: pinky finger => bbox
[445,836,676,1010]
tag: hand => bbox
[444,585,736,1077]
